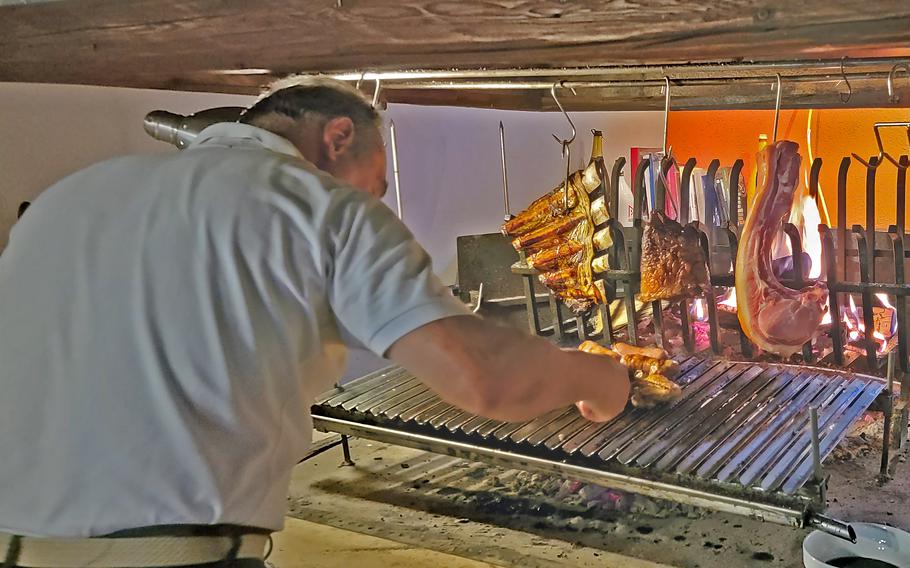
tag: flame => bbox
[873,331,888,354]
[719,288,737,308]
[694,298,707,321]
[876,292,895,310]
[844,295,863,342]
[773,195,824,278]
[843,294,896,353]
[801,196,823,279]
[874,292,899,338]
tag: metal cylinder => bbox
[143,107,245,149]
[807,513,857,543]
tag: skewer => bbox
[389,119,403,220]
[562,142,571,213]
[499,121,512,221]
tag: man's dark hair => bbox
[240,77,381,153]
[17,201,30,219]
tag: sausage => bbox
[612,342,668,361]
[578,340,621,359]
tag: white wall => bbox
[382,104,664,283]
[0,83,253,249]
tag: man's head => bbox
[240,77,388,198]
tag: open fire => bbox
[842,293,898,355]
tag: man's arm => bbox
[387,315,630,423]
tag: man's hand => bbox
[576,379,630,422]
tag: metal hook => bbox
[657,155,680,220]
[550,81,577,146]
[772,73,782,143]
[662,76,672,156]
[888,62,910,104]
[839,57,853,104]
[370,78,383,109]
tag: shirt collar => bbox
[188,122,303,159]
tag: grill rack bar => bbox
[313,361,885,524]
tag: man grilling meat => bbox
[0,77,630,568]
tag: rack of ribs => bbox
[503,144,611,314]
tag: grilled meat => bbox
[735,141,828,357]
[578,340,621,359]
[526,241,585,271]
[639,211,710,302]
[611,342,669,361]
[621,354,680,378]
[630,373,682,409]
[504,132,611,314]
[577,340,682,408]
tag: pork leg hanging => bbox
[735,140,828,357]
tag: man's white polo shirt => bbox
[0,123,469,537]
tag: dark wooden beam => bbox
[1,0,910,100]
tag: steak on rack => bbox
[735,141,828,357]
[638,211,710,302]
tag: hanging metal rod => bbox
[328,57,908,83]
[346,73,907,92]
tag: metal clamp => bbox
[851,122,910,170]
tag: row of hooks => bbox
[543,61,910,185]
[357,60,910,223]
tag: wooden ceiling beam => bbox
[2,0,910,107]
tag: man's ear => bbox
[322,117,356,162]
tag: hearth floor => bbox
[286,433,908,568]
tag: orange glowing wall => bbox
[667,109,910,229]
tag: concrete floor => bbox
[269,517,504,568]
[269,515,675,568]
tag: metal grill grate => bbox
[312,360,884,525]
